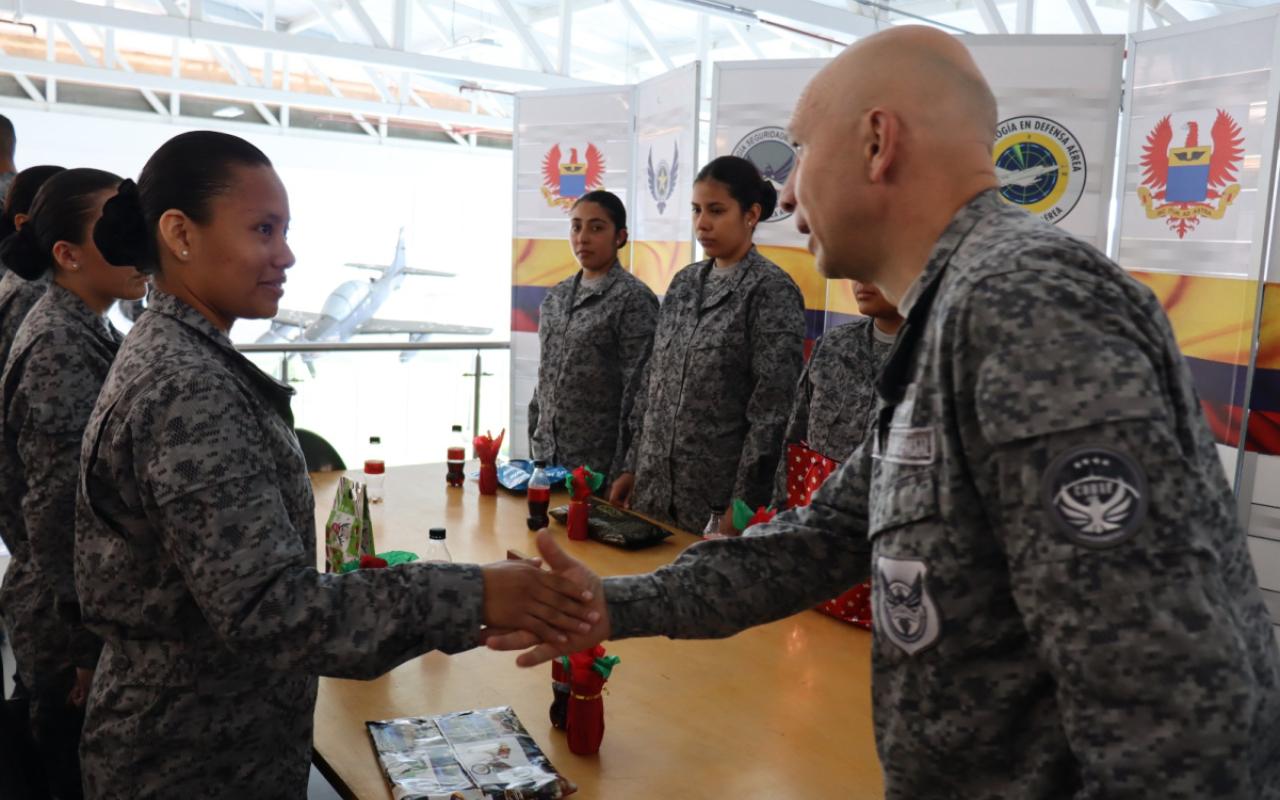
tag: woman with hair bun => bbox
[528,189,658,486]
[75,130,596,798]
[0,167,148,800]
[0,165,66,366]
[609,155,806,535]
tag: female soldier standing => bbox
[609,156,805,534]
[528,190,658,484]
[76,131,596,798]
[0,166,66,365]
[0,168,149,800]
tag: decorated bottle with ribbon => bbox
[446,424,466,488]
[527,460,551,531]
[702,504,727,537]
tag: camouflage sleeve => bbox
[15,345,102,668]
[772,339,818,509]
[621,353,652,475]
[527,386,540,456]
[611,287,659,478]
[733,278,806,508]
[131,373,485,680]
[606,438,872,639]
[964,269,1262,798]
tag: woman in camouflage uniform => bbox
[610,156,806,534]
[75,131,596,799]
[0,168,150,800]
[529,191,658,484]
[0,166,66,368]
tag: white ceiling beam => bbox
[113,53,170,116]
[974,0,1009,33]
[305,56,377,136]
[1065,0,1102,33]
[735,0,880,38]
[491,0,555,73]
[56,22,99,66]
[414,0,452,45]
[0,52,511,130]
[343,0,390,48]
[262,0,275,86]
[2,0,592,89]
[727,21,764,58]
[392,0,409,49]
[1127,0,1145,30]
[407,90,469,146]
[0,45,44,103]
[619,0,675,71]
[1146,0,1187,24]
[557,0,572,76]
[1015,0,1034,33]
[208,44,280,125]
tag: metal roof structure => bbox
[0,0,1268,148]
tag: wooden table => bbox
[311,464,882,799]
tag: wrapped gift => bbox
[565,466,604,541]
[473,429,505,495]
[786,441,872,631]
[324,477,375,572]
[563,646,620,756]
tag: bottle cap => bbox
[710,505,726,514]
[429,528,446,540]
[451,424,463,432]
[533,459,547,468]
[369,436,381,444]
[363,459,385,475]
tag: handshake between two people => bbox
[478,530,612,666]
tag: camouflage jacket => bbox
[626,247,805,532]
[0,283,119,686]
[75,290,486,799]
[605,191,1280,799]
[0,269,45,371]
[771,316,894,507]
[529,262,659,481]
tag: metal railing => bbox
[236,341,511,444]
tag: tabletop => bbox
[310,463,882,799]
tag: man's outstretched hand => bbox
[484,530,611,667]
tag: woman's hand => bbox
[480,559,599,646]
[607,472,635,508]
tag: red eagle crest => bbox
[1137,108,1245,238]
[541,144,606,192]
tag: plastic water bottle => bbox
[446,424,466,488]
[527,460,551,531]
[364,436,385,503]
[424,528,452,563]
[703,505,727,538]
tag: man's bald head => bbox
[782,26,1000,295]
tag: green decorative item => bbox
[731,498,755,531]
[564,465,604,496]
[591,654,621,680]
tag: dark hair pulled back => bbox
[94,130,272,274]
[571,190,628,231]
[0,165,66,241]
[0,168,122,280]
[695,155,777,221]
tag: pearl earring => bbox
[181,250,189,257]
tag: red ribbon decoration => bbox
[473,429,505,496]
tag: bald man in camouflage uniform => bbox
[620,246,805,532]
[772,282,900,508]
[0,282,121,797]
[529,259,658,482]
[493,26,1280,799]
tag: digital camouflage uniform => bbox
[625,247,805,532]
[0,269,45,371]
[529,262,659,481]
[604,190,1280,799]
[771,316,894,507]
[0,283,120,693]
[75,290,487,799]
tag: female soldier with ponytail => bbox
[0,165,66,366]
[609,155,806,535]
[0,168,148,800]
[75,131,596,798]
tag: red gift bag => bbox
[786,442,872,630]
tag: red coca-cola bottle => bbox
[527,459,551,530]
[446,424,466,488]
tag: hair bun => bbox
[758,178,778,221]
[94,178,152,271]
[0,222,52,280]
